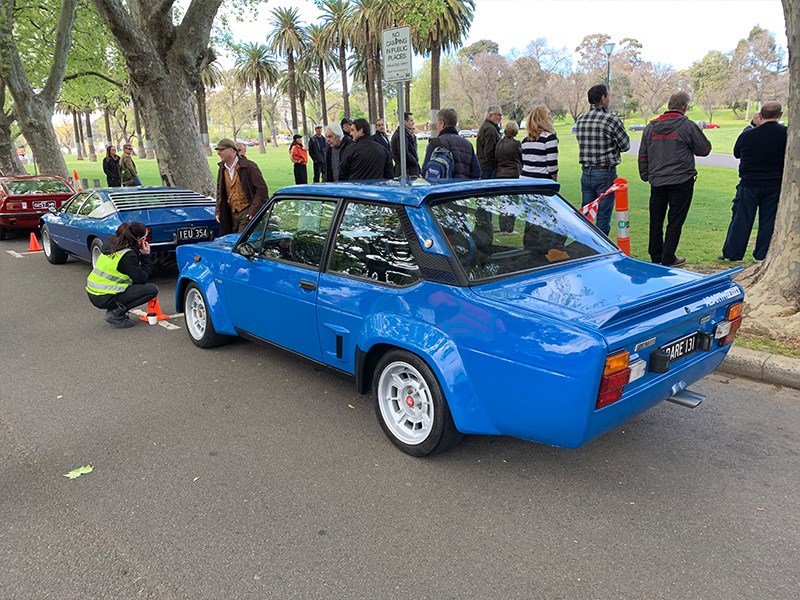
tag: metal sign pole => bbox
[397,83,407,184]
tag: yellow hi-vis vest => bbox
[86,248,133,296]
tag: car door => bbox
[316,201,423,373]
[66,193,106,256]
[46,193,91,254]
[219,196,337,361]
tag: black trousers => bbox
[648,178,695,265]
[88,283,159,311]
[294,163,308,185]
[312,160,324,183]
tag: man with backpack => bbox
[421,108,481,179]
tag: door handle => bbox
[299,280,317,291]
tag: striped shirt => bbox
[575,104,630,168]
[521,131,559,178]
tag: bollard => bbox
[614,177,630,256]
[92,179,101,188]
[80,178,89,190]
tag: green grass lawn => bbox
[54,119,753,267]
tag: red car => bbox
[0,175,75,240]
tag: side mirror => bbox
[238,242,256,259]
[48,206,58,214]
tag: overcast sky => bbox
[229,0,787,71]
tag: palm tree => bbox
[268,7,307,134]
[320,0,353,117]
[198,56,222,155]
[303,23,338,126]
[281,67,317,140]
[413,0,475,115]
[351,0,395,123]
[235,43,279,153]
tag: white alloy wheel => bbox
[377,360,435,446]
[185,286,208,342]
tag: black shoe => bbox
[104,306,135,328]
[668,257,686,267]
[717,255,742,262]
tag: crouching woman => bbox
[86,222,158,328]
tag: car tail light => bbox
[597,350,631,409]
[5,201,27,210]
[713,302,744,347]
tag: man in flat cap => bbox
[214,138,269,235]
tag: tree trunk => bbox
[77,109,87,160]
[132,97,145,156]
[340,41,350,116]
[72,109,83,160]
[365,32,377,124]
[85,111,97,161]
[375,45,384,121]
[1,0,76,178]
[104,106,113,146]
[431,45,441,113]
[404,81,410,116]
[91,0,218,193]
[299,89,309,141]
[0,108,25,175]
[318,63,328,126]
[196,82,211,155]
[739,0,800,340]
[287,51,299,134]
[255,76,265,154]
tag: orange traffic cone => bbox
[139,296,170,322]
[27,232,43,252]
[72,169,82,191]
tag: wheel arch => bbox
[175,267,237,336]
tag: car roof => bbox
[0,175,69,182]
[274,178,562,208]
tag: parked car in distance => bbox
[695,121,720,129]
[40,187,219,266]
[175,179,744,457]
[629,123,646,131]
[415,131,431,141]
[0,175,75,240]
[458,129,476,138]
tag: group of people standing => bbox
[101,144,141,187]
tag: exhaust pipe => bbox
[666,381,705,408]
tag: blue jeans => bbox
[581,167,617,235]
[721,184,780,261]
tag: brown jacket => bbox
[215,156,269,236]
[495,136,522,178]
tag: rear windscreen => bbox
[5,180,72,195]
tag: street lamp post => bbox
[603,42,616,90]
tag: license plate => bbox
[660,332,700,363]
[177,226,211,242]
[32,200,55,209]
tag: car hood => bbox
[471,255,706,327]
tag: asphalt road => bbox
[627,140,740,169]
[1,234,798,600]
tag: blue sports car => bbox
[39,187,218,266]
[175,179,744,456]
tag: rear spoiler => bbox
[578,267,744,328]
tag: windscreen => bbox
[431,192,616,282]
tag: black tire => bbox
[41,225,68,264]
[183,283,229,348]
[373,349,463,457]
[90,238,104,267]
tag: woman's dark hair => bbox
[290,134,303,146]
[109,221,147,253]
[105,145,116,159]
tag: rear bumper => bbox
[0,213,42,228]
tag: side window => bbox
[62,193,90,215]
[242,198,336,268]
[329,202,421,287]
[78,193,103,217]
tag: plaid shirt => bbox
[575,104,630,168]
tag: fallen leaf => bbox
[64,465,93,479]
[193,476,200,482]
[347,404,355,409]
